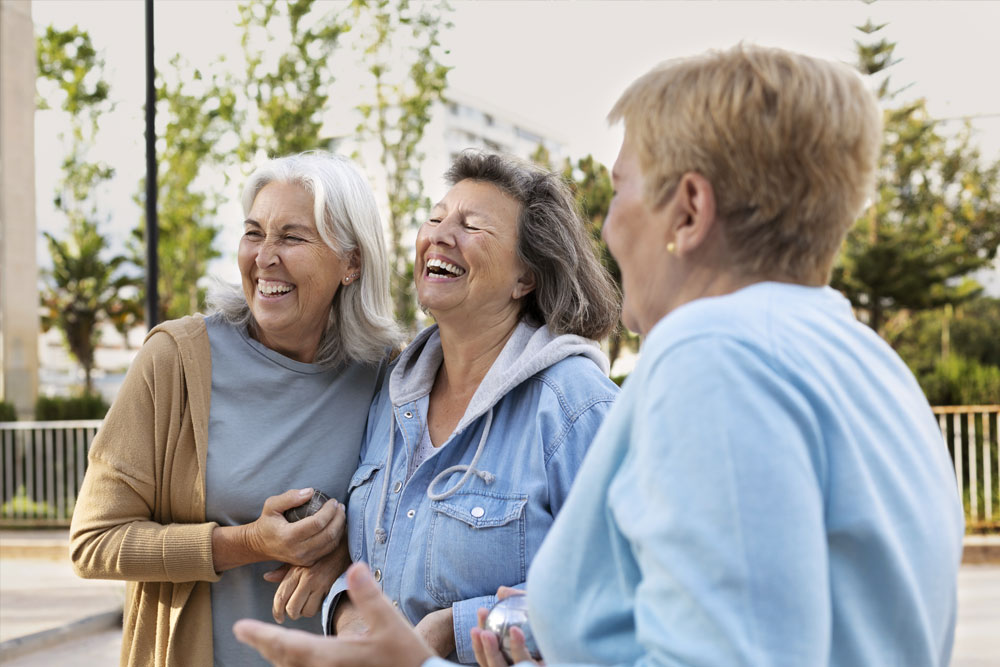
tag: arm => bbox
[612,338,829,665]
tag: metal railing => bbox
[0,420,102,526]
[934,406,1000,527]
[2,407,999,527]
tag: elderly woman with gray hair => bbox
[70,151,402,666]
[315,151,621,664]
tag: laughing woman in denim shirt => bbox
[318,151,621,664]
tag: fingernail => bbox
[299,488,313,497]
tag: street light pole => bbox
[144,0,159,329]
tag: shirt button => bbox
[403,411,413,418]
[373,568,382,582]
[406,509,416,519]
[471,507,485,518]
[392,481,402,493]
[393,600,399,608]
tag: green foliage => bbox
[36,26,141,393]
[833,22,1000,333]
[886,297,1000,405]
[130,55,231,321]
[0,401,17,422]
[919,356,1000,406]
[352,0,452,328]
[236,0,346,159]
[1,487,55,518]
[34,393,109,420]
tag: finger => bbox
[328,502,347,542]
[495,586,524,601]
[272,569,301,624]
[476,606,490,629]
[472,627,509,667]
[301,587,323,619]
[285,574,310,621]
[290,500,339,543]
[233,618,308,666]
[508,626,537,664]
[263,563,291,583]
[344,562,407,632]
[264,488,314,515]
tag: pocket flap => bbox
[430,491,527,529]
[347,463,382,493]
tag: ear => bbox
[345,249,361,277]
[512,268,536,300]
[669,172,718,255]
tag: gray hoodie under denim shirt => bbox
[322,320,619,663]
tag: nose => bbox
[255,238,280,269]
[424,213,458,247]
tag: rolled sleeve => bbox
[451,593,496,664]
[321,572,350,635]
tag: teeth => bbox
[426,258,466,276]
[258,279,294,295]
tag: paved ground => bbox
[1,530,998,665]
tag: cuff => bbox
[321,572,350,635]
[452,593,496,665]
[159,522,221,582]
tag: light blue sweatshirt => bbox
[427,282,964,666]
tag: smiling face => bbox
[415,179,534,328]
[238,181,356,362]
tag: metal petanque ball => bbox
[484,595,542,663]
[283,490,331,523]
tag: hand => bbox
[414,607,455,657]
[250,489,346,566]
[332,598,369,637]
[265,538,351,623]
[234,563,435,667]
[470,587,542,667]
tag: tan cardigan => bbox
[70,315,220,666]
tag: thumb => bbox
[345,562,404,630]
[263,563,291,583]
[264,488,314,514]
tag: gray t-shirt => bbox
[204,313,383,666]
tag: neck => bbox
[434,312,521,396]
[252,325,322,364]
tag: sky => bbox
[30,0,1000,288]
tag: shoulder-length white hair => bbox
[210,151,403,367]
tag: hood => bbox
[389,320,609,434]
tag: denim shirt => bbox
[323,323,618,664]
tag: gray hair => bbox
[445,150,620,340]
[210,151,403,367]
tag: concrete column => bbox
[0,0,39,418]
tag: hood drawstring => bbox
[373,422,396,544]
[427,407,496,501]
[373,407,497,545]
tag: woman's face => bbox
[415,179,533,327]
[604,139,675,335]
[238,181,353,362]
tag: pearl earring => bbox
[666,242,676,254]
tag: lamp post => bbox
[144,0,159,329]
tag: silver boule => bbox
[283,490,331,523]
[483,595,542,663]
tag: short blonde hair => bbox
[609,44,882,283]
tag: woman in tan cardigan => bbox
[70,152,402,666]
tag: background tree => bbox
[236,0,346,160]
[36,26,140,393]
[833,20,1000,333]
[352,0,452,327]
[130,56,235,321]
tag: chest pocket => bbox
[346,463,382,560]
[425,491,528,606]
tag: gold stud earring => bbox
[666,242,676,254]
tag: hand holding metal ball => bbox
[484,595,543,663]
[283,490,331,523]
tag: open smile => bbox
[424,257,467,280]
[257,278,296,297]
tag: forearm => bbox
[212,522,266,572]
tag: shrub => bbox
[919,355,1000,406]
[0,401,16,422]
[34,393,109,420]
